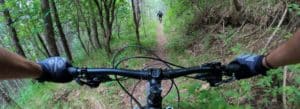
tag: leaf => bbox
[297,11,300,16]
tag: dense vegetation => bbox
[0,0,299,109]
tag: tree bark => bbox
[75,0,96,50]
[88,0,101,48]
[32,33,49,57]
[40,0,60,56]
[91,16,101,48]
[50,0,73,61]
[131,0,141,46]
[75,7,89,56]
[37,34,50,57]
[93,0,116,54]
[115,11,121,38]
[0,0,26,57]
[85,19,96,50]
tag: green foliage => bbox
[288,3,300,16]
[162,0,300,108]
[231,43,247,54]
[163,79,252,109]
[2,0,300,108]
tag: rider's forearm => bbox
[263,29,300,67]
[0,48,42,80]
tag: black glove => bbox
[36,57,73,83]
[229,54,269,79]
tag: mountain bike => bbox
[158,17,162,23]
[67,46,241,109]
[157,11,163,23]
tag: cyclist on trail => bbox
[157,10,163,23]
[0,29,299,82]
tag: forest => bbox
[0,0,299,109]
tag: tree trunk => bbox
[40,0,60,56]
[32,33,49,57]
[75,0,96,50]
[75,8,89,56]
[50,0,73,62]
[0,0,26,57]
[131,0,141,46]
[105,30,112,54]
[85,19,96,50]
[88,0,101,48]
[93,0,116,54]
[115,11,121,38]
[91,16,101,48]
[37,33,50,57]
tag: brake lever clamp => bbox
[75,77,101,88]
[197,62,223,86]
[74,67,102,88]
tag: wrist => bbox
[31,62,43,78]
[263,55,275,69]
[262,57,270,69]
[256,55,268,75]
[35,62,50,82]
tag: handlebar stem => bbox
[146,78,162,109]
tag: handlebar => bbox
[67,59,243,109]
[68,62,241,87]
[68,67,149,79]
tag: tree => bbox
[93,0,117,54]
[50,0,73,61]
[88,0,101,48]
[0,0,26,57]
[30,33,50,57]
[36,33,50,57]
[40,0,59,56]
[75,9,89,56]
[91,16,101,48]
[131,0,141,46]
[75,0,96,50]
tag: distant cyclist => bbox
[157,10,163,23]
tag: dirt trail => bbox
[121,23,171,108]
[155,23,167,62]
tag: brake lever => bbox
[195,73,222,86]
[75,77,101,88]
[213,77,236,86]
[194,62,238,86]
[73,67,113,88]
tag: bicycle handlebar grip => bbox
[67,67,78,76]
[225,64,241,72]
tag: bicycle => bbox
[158,17,162,23]
[67,46,241,109]
[157,11,163,23]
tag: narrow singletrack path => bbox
[154,22,168,64]
[121,22,172,108]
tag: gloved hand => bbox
[229,54,269,79]
[36,57,73,83]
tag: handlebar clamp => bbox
[195,62,234,86]
[73,67,110,88]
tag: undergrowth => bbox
[11,19,157,109]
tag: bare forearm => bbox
[0,48,42,80]
[264,29,300,67]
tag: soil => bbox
[121,22,172,108]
